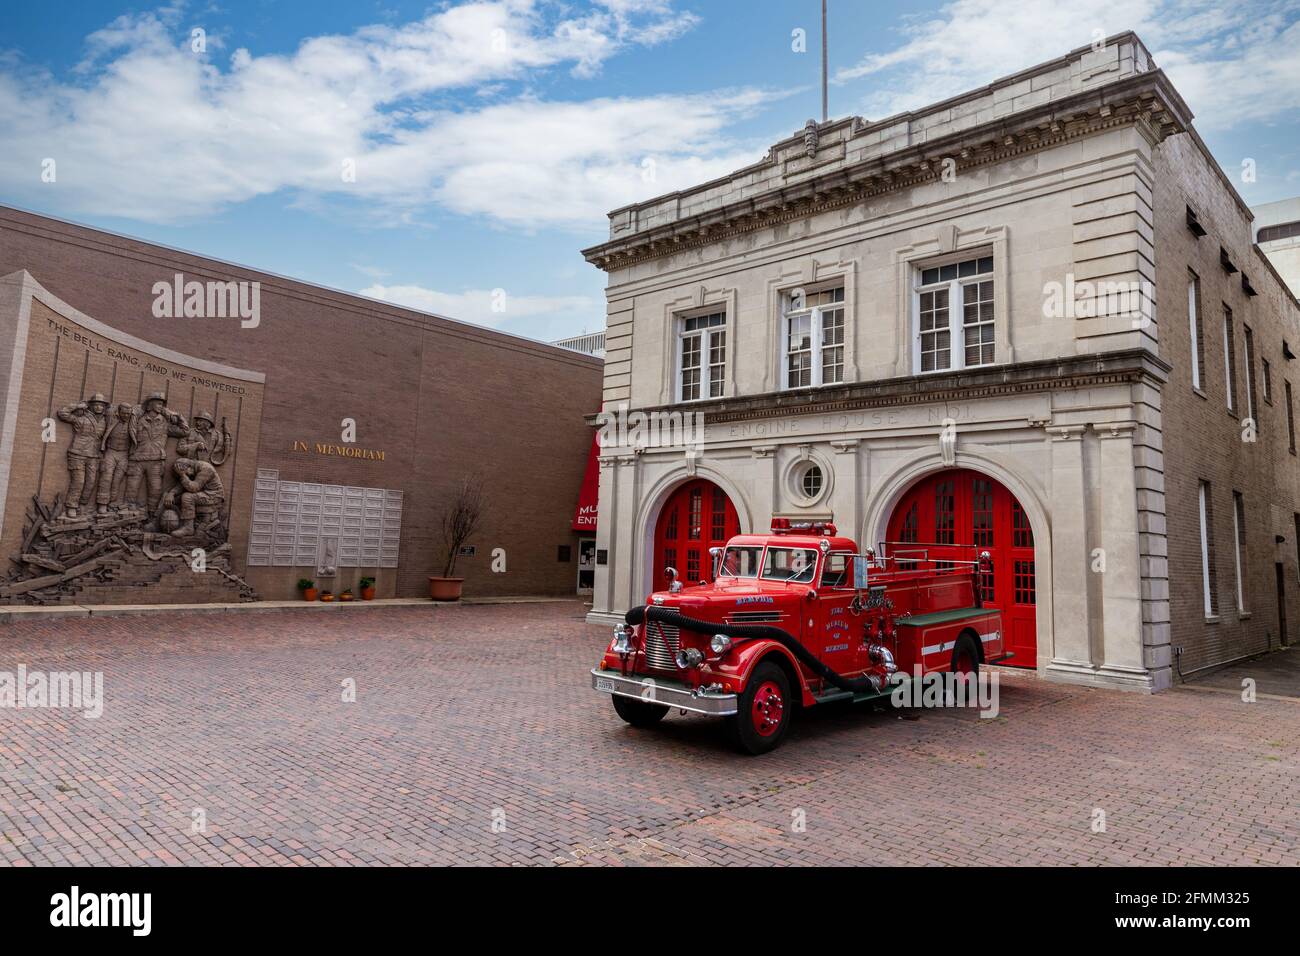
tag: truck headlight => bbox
[675,647,705,669]
[710,634,733,654]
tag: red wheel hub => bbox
[750,680,785,737]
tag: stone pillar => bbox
[1096,422,1150,684]
[1045,425,1094,678]
[831,439,861,539]
[752,445,777,522]
[587,453,621,624]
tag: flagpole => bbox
[821,0,828,123]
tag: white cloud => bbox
[360,282,600,338]
[835,0,1300,131]
[0,0,758,227]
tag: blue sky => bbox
[1,0,1297,342]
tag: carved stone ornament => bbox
[803,119,819,159]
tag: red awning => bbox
[572,433,599,532]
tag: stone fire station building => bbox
[0,207,601,605]
[582,33,1300,691]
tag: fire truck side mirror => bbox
[708,546,723,581]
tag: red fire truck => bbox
[591,519,1010,753]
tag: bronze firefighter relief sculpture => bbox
[1,391,255,605]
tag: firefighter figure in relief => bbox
[95,403,134,514]
[57,393,109,518]
[162,457,225,538]
[126,392,189,512]
[176,409,227,463]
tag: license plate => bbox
[595,677,616,693]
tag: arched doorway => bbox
[652,478,740,593]
[886,468,1037,667]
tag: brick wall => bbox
[0,206,603,600]
[1155,133,1300,674]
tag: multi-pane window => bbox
[915,255,994,372]
[665,508,678,540]
[972,478,994,602]
[1232,491,1247,613]
[783,286,845,388]
[934,480,955,545]
[897,501,918,568]
[1263,358,1273,405]
[1223,306,1238,413]
[1188,271,1204,390]
[1199,480,1218,617]
[1012,500,1033,548]
[711,488,726,541]
[687,488,702,540]
[678,310,726,401]
[1013,560,1036,605]
[1244,325,1257,425]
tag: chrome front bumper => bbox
[590,668,738,716]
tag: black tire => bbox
[950,633,981,678]
[724,661,792,755]
[611,693,669,728]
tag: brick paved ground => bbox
[0,601,1296,866]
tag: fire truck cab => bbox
[591,519,1009,754]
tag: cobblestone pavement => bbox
[1,601,1296,866]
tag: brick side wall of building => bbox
[0,206,603,600]
[1155,134,1300,674]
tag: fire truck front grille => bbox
[642,622,680,670]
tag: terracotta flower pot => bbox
[340,591,354,602]
[302,588,318,602]
[428,576,464,601]
[320,593,335,603]
[361,586,376,601]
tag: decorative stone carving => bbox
[125,392,189,513]
[56,394,109,518]
[803,119,819,159]
[0,272,266,606]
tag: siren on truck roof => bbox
[770,518,837,536]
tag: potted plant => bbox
[319,589,335,602]
[298,578,317,602]
[429,476,486,601]
[339,587,354,602]
[359,577,376,600]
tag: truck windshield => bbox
[762,547,818,583]
[720,545,762,577]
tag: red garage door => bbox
[887,469,1037,667]
[653,479,740,593]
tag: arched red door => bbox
[653,479,740,593]
[887,469,1037,667]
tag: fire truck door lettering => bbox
[824,644,849,653]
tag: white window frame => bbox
[780,285,845,390]
[1187,273,1201,390]
[1232,491,1247,613]
[1198,481,1214,616]
[911,254,996,374]
[1243,325,1256,424]
[1223,308,1236,413]
[676,309,726,403]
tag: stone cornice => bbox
[582,70,1191,273]
[584,350,1171,427]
